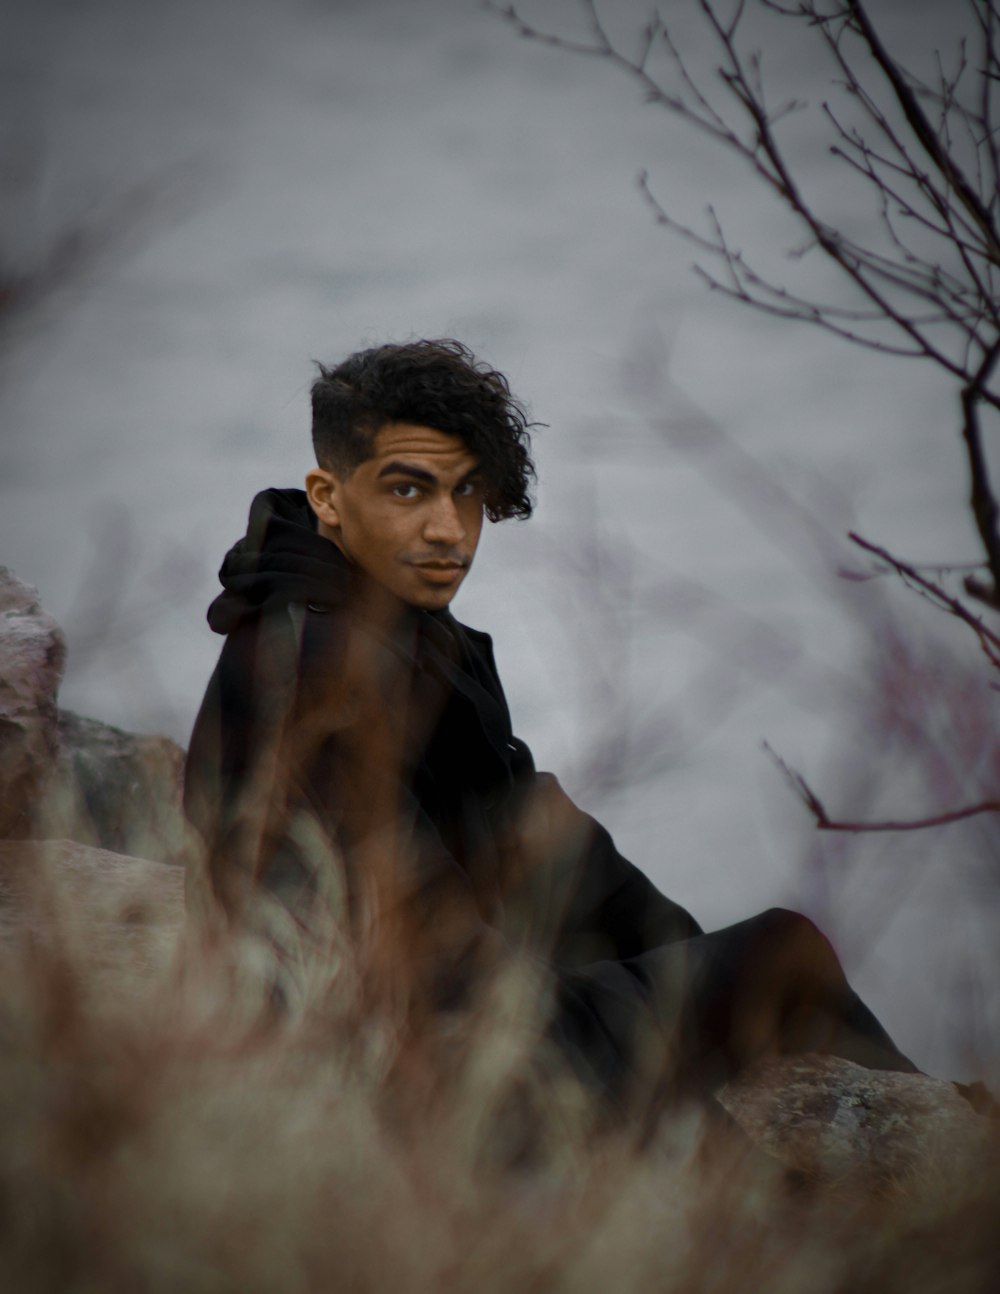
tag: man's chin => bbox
[405,565,468,609]
[409,586,459,610]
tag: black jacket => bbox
[184,488,700,983]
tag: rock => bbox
[40,711,188,864]
[0,566,66,837]
[718,1053,995,1194]
[0,838,185,991]
[0,566,187,862]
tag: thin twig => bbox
[848,530,1000,669]
[960,340,1000,604]
[847,0,1000,258]
[763,741,1000,831]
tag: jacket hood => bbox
[208,488,351,634]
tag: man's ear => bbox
[305,467,341,528]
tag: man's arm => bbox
[184,609,307,919]
[500,771,702,970]
[456,623,701,966]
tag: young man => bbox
[184,339,916,1114]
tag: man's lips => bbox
[411,559,468,581]
[411,558,468,570]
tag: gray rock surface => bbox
[0,566,66,837]
[42,710,187,863]
[718,1053,995,1193]
[0,566,186,862]
[0,838,185,989]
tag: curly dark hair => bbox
[310,339,536,522]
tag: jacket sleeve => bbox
[184,609,315,919]
[466,627,701,966]
[500,770,702,970]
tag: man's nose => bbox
[423,496,465,545]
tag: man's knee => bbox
[754,906,822,939]
[750,907,842,976]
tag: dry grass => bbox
[0,841,997,1294]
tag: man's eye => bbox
[392,483,420,499]
[455,481,480,498]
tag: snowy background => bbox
[2,0,997,1076]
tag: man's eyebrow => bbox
[376,461,484,484]
[376,461,438,484]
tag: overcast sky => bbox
[2,0,996,1075]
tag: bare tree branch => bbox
[763,741,1000,831]
[846,0,1000,259]
[496,0,1000,583]
[848,531,1000,669]
[960,340,1000,603]
[495,0,1000,850]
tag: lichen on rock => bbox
[718,1053,995,1194]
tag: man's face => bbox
[306,423,485,610]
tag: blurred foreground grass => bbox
[0,840,997,1294]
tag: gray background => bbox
[2,0,996,1077]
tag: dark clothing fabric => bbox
[553,908,917,1109]
[185,488,914,1111]
[185,490,699,965]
